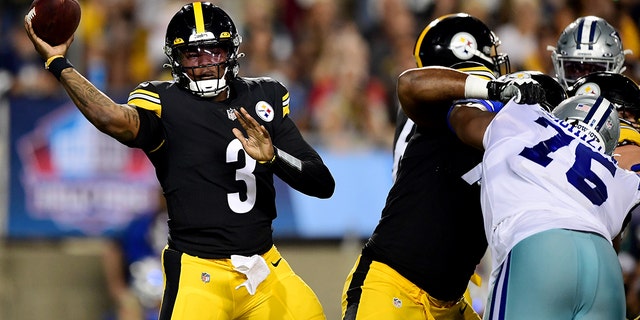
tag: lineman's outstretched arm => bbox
[24,15,139,144]
[397,67,470,127]
[398,66,543,128]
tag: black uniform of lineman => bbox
[343,105,486,319]
[369,121,486,300]
[126,76,334,319]
[343,63,492,320]
[379,66,488,299]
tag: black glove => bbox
[487,78,546,105]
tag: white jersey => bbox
[480,100,640,268]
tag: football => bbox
[27,0,81,46]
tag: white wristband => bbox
[464,76,490,99]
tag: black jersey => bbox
[125,77,334,258]
[365,102,487,301]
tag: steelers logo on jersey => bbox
[574,82,601,96]
[255,101,275,122]
[450,32,477,60]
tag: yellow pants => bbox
[159,245,325,320]
[342,255,481,320]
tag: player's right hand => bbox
[487,78,546,105]
[23,14,72,61]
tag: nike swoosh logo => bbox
[459,303,467,315]
[271,258,282,267]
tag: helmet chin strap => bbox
[184,66,230,98]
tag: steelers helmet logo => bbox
[450,32,477,60]
[255,101,275,122]
[575,82,601,96]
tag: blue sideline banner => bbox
[9,97,160,237]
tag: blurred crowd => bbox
[4,0,640,317]
[2,0,640,151]
[0,0,640,150]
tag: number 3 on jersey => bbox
[226,139,257,214]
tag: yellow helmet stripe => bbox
[414,13,458,67]
[193,2,205,34]
[413,26,429,67]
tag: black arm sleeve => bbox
[270,118,335,199]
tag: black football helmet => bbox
[164,2,242,98]
[497,71,567,111]
[568,71,640,120]
[413,13,510,76]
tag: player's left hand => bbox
[232,107,275,162]
[488,78,546,105]
[512,79,546,105]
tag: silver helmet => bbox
[552,95,620,155]
[549,16,627,89]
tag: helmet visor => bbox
[177,44,231,67]
[562,60,608,82]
